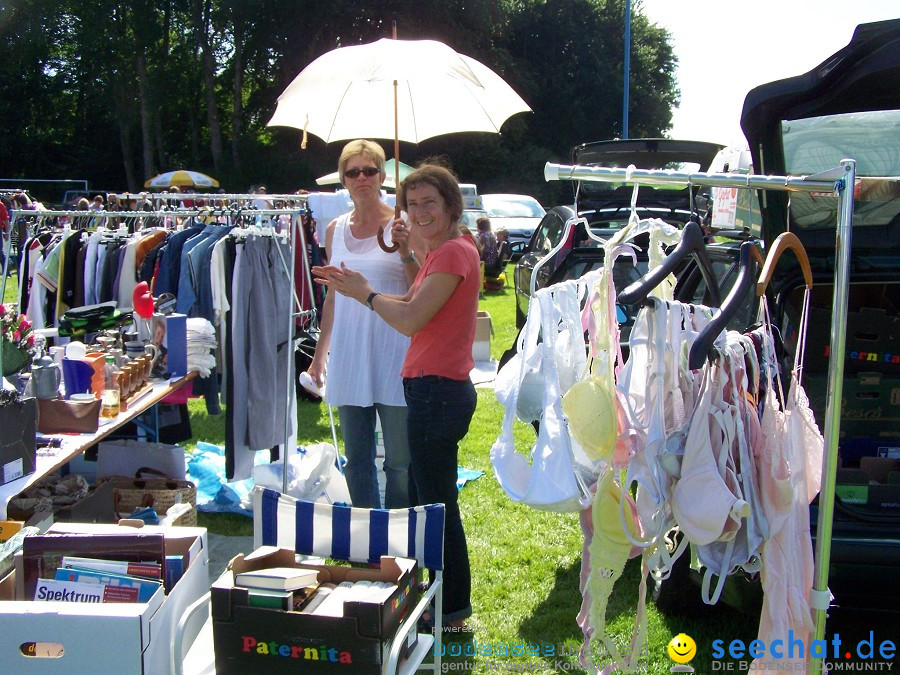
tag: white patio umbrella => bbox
[267,38,531,148]
[144,170,219,189]
[268,36,530,249]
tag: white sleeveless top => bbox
[325,212,410,407]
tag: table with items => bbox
[0,372,196,520]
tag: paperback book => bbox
[34,578,139,603]
[55,566,162,602]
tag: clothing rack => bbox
[545,159,856,675]
[1,206,315,497]
[114,192,308,205]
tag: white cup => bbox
[69,393,97,402]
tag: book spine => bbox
[61,556,162,579]
[247,590,293,610]
[165,555,185,589]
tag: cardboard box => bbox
[152,313,187,378]
[211,547,417,674]
[0,396,36,486]
[472,310,492,362]
[0,523,208,674]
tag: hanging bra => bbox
[684,335,769,604]
[576,469,645,674]
[617,299,710,579]
[491,274,599,512]
[562,244,633,462]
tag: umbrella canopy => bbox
[144,170,220,189]
[315,158,415,188]
[267,38,531,145]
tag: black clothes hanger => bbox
[687,240,765,369]
[617,220,722,307]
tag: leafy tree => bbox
[0,0,679,204]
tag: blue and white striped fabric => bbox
[253,487,445,570]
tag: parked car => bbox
[739,17,900,613]
[460,208,489,232]
[512,139,724,328]
[480,193,546,256]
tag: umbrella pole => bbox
[393,20,401,218]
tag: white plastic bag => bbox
[252,442,351,505]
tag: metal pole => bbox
[622,0,631,139]
[282,212,299,495]
[544,162,837,194]
[808,159,855,675]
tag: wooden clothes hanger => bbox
[755,231,813,296]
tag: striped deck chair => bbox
[253,487,446,674]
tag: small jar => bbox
[120,364,134,399]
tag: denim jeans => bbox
[337,404,411,509]
[404,375,477,622]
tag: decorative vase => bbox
[1,340,31,377]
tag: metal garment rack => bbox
[0,206,315,496]
[545,159,856,675]
[114,192,308,205]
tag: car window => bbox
[483,196,545,218]
[460,210,487,230]
[532,212,566,254]
[781,110,900,230]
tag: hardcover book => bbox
[60,556,162,580]
[234,566,319,592]
[246,588,294,610]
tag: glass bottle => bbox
[101,355,121,418]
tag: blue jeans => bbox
[404,375,477,623]
[337,404,411,509]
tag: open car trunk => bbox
[741,18,900,611]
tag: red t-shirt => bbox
[401,236,481,380]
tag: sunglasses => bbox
[344,166,381,179]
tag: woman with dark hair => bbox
[313,162,481,630]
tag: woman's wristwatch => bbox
[400,251,416,264]
[366,292,380,310]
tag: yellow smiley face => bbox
[667,633,697,664]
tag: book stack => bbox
[35,556,164,604]
[233,566,320,611]
[302,580,399,616]
[20,531,187,603]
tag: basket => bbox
[97,472,198,527]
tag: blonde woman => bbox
[307,140,418,509]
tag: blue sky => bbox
[639,0,898,147]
